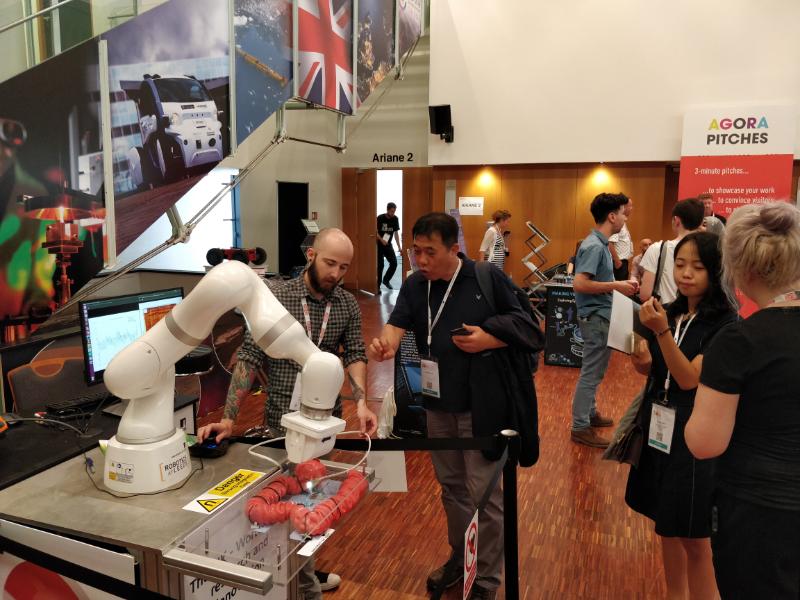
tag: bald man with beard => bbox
[198,228,377,597]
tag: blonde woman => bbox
[686,202,800,599]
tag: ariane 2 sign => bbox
[372,152,414,163]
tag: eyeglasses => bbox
[0,119,27,148]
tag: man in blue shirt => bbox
[571,193,638,447]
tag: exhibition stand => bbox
[0,433,524,600]
[0,442,377,599]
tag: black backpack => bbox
[474,261,543,373]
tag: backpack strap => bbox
[474,261,496,313]
[652,240,668,300]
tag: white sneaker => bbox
[316,571,341,592]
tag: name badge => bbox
[420,357,441,398]
[289,373,302,411]
[648,404,676,454]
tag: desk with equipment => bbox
[0,265,378,598]
[0,439,375,598]
[0,287,201,488]
[0,394,198,492]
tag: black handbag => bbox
[602,387,645,467]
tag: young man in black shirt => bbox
[376,202,401,289]
[368,212,540,600]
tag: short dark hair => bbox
[589,192,629,224]
[412,212,459,247]
[387,202,397,211]
[667,232,732,321]
[672,198,705,230]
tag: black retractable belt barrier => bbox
[0,534,172,600]
[233,435,502,453]
[501,430,521,600]
[238,432,522,600]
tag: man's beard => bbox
[307,258,338,294]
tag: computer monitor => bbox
[79,287,184,385]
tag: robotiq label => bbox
[161,455,190,481]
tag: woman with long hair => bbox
[626,231,735,599]
[686,202,800,599]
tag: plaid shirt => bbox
[236,276,366,429]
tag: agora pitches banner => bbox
[678,105,796,216]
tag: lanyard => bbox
[300,297,332,347]
[427,259,463,349]
[769,290,800,306]
[663,313,697,395]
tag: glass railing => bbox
[0,0,168,84]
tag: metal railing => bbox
[0,0,168,84]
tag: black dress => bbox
[625,310,734,538]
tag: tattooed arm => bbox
[223,361,257,422]
[346,361,377,436]
[197,360,257,443]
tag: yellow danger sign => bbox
[209,469,265,498]
[182,469,266,515]
[197,497,227,513]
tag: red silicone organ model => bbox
[246,460,368,535]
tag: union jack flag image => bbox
[298,0,354,114]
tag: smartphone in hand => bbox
[450,326,470,336]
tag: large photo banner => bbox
[397,0,423,60]
[356,0,395,107]
[298,0,354,114]
[102,0,231,254]
[678,105,796,216]
[0,40,103,326]
[234,0,293,145]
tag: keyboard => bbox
[45,392,118,416]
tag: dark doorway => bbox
[277,181,309,275]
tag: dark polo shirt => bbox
[388,256,532,413]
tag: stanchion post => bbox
[501,429,520,600]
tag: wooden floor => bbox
[200,289,664,599]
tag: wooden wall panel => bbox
[501,165,578,282]
[575,165,666,255]
[345,161,800,290]
[356,170,378,293]
[401,168,433,278]
[428,166,503,258]
[342,167,434,289]
[663,166,680,242]
[431,164,668,286]
[340,168,358,290]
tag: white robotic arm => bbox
[102,260,345,493]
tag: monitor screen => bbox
[79,287,184,385]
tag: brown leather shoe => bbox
[469,586,497,599]
[590,412,614,428]
[426,557,463,591]
[571,427,610,448]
